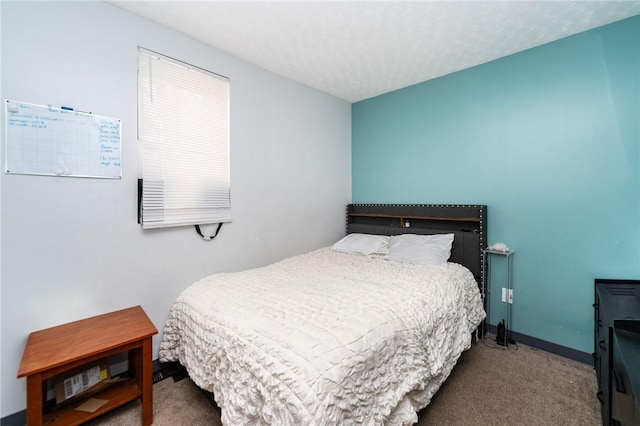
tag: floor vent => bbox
[152,362,188,384]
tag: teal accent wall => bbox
[352,16,640,353]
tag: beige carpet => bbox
[87,339,600,425]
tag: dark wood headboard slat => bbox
[348,213,481,223]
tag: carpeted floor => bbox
[87,339,600,425]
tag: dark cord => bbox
[195,223,223,241]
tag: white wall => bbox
[0,1,351,417]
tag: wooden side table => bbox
[17,306,158,426]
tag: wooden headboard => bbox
[346,203,487,296]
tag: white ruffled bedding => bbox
[159,247,486,425]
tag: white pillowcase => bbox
[388,233,455,265]
[331,233,390,255]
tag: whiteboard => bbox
[4,100,122,178]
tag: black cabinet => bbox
[594,279,640,426]
[611,320,640,426]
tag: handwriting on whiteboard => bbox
[5,100,122,179]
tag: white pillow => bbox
[388,233,455,264]
[331,233,390,255]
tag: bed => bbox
[159,204,487,425]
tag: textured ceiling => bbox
[109,1,640,103]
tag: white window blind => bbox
[138,48,231,229]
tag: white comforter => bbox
[159,248,485,425]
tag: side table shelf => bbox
[43,379,139,424]
[17,306,158,426]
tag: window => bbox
[138,48,231,229]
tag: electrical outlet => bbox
[501,288,514,304]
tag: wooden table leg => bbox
[26,374,43,426]
[141,337,153,426]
